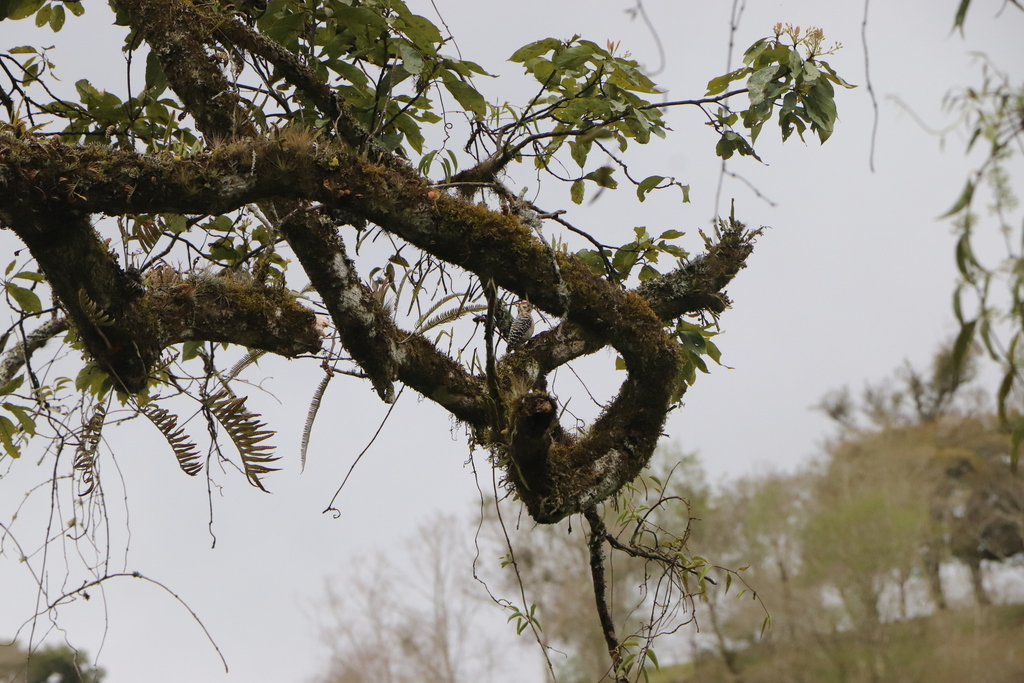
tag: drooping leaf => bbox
[942,179,976,218]
[5,283,41,313]
[570,179,585,204]
[441,73,485,118]
[636,175,664,202]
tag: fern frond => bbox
[300,371,332,472]
[207,390,278,491]
[417,302,488,335]
[413,291,481,332]
[132,218,162,253]
[74,402,106,496]
[141,404,203,476]
[78,289,114,327]
[224,349,268,383]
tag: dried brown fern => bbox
[224,349,268,383]
[206,390,278,491]
[131,217,162,253]
[300,370,332,472]
[141,404,203,476]
[74,402,106,496]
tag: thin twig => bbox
[322,387,404,517]
[585,507,628,683]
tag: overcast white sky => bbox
[1,1,1022,682]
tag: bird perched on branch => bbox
[506,301,534,349]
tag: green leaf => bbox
[638,264,659,281]
[741,38,769,66]
[6,283,41,313]
[13,271,45,282]
[954,233,978,281]
[145,51,168,97]
[163,213,188,234]
[509,38,560,63]
[636,175,664,202]
[951,319,977,378]
[953,0,971,33]
[584,166,617,189]
[803,80,837,142]
[612,246,639,278]
[941,179,975,218]
[997,365,1015,424]
[33,1,49,26]
[705,339,723,365]
[65,0,83,16]
[818,60,856,89]
[569,139,591,168]
[396,14,442,51]
[182,340,202,362]
[553,44,595,70]
[570,179,584,204]
[659,229,684,239]
[48,3,64,31]
[747,65,782,106]
[397,42,424,77]
[575,249,606,275]
[3,0,44,19]
[524,57,554,84]
[4,402,35,435]
[0,375,24,396]
[441,74,485,118]
[0,415,20,458]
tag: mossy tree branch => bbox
[0,126,757,518]
[0,0,761,520]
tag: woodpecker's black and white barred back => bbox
[506,301,535,349]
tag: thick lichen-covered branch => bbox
[0,126,759,518]
[111,0,253,140]
[4,0,758,522]
[278,208,398,403]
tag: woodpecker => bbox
[506,301,534,349]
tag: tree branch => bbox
[0,124,757,519]
[111,0,254,139]
[0,317,68,386]
[585,507,629,683]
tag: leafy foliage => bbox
[939,6,1024,469]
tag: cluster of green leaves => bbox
[0,0,81,28]
[942,63,1024,469]
[576,226,689,283]
[0,373,35,457]
[670,320,724,399]
[40,75,198,150]
[0,260,51,457]
[3,2,199,151]
[612,318,724,410]
[706,24,854,158]
[506,37,671,202]
[257,0,489,154]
